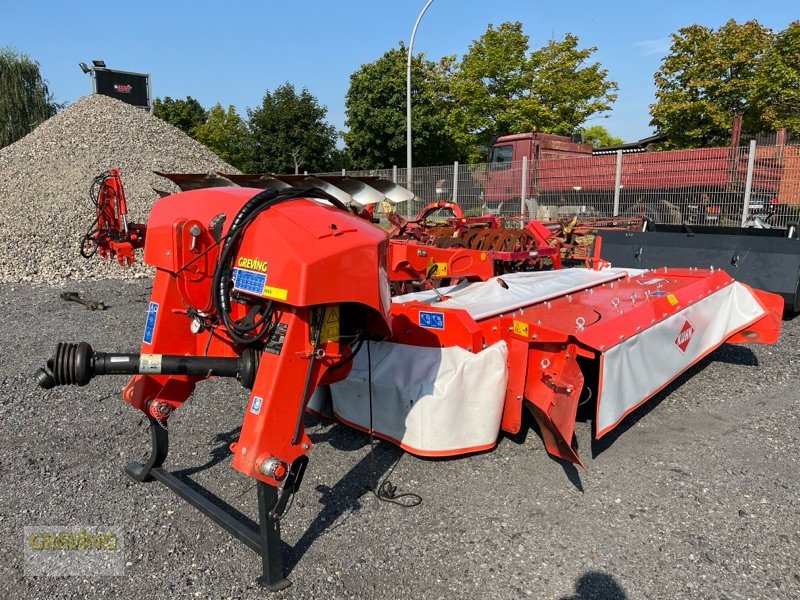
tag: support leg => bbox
[124,416,169,482]
[256,482,291,591]
[122,416,292,591]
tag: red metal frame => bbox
[388,199,502,238]
[387,239,494,284]
[124,187,392,486]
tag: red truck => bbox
[480,131,796,224]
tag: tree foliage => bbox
[329,147,356,171]
[247,83,337,174]
[447,22,535,161]
[0,47,61,149]
[344,45,459,169]
[580,125,624,147]
[649,19,795,148]
[193,103,251,170]
[448,22,617,161]
[152,96,207,136]
[753,21,800,132]
[529,34,619,136]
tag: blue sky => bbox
[1,1,796,146]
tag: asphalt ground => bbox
[0,279,798,599]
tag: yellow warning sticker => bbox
[320,305,340,343]
[262,285,288,301]
[512,320,529,337]
[434,262,448,277]
[666,293,679,306]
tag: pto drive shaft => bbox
[35,342,258,390]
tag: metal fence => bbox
[320,140,800,229]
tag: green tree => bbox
[152,96,207,136]
[449,22,617,161]
[247,83,337,174]
[580,125,624,147]
[753,21,800,132]
[329,147,355,171]
[0,47,61,148]
[193,103,251,170]
[344,45,460,169]
[650,20,774,147]
[448,22,536,161]
[529,34,619,136]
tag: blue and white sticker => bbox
[232,267,267,296]
[143,302,158,344]
[419,311,445,330]
[250,396,263,415]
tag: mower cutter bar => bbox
[362,267,784,464]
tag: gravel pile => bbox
[0,94,238,283]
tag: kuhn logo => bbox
[675,319,695,353]
[113,84,133,93]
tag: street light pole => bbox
[406,0,435,218]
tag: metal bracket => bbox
[124,416,291,591]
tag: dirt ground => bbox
[1,279,798,599]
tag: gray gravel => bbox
[0,278,798,599]
[0,95,237,284]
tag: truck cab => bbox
[484,132,592,212]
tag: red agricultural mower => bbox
[36,170,782,590]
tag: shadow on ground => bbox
[559,570,627,600]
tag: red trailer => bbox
[483,131,793,221]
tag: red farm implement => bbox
[36,170,782,589]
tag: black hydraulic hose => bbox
[80,172,110,259]
[212,187,298,343]
[211,186,349,346]
[327,332,366,372]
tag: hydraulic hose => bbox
[211,186,348,346]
